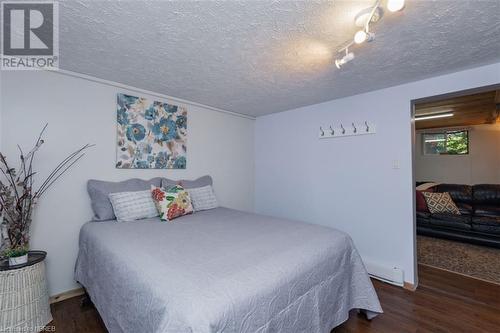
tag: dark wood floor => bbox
[48,265,500,333]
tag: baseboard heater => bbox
[365,261,404,287]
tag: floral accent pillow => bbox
[151,185,194,221]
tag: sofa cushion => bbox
[430,213,472,230]
[416,211,431,220]
[457,203,473,215]
[435,184,473,205]
[473,184,500,206]
[416,212,431,228]
[471,216,500,235]
[475,205,500,218]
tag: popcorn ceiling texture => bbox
[60,0,500,117]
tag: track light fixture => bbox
[334,0,405,69]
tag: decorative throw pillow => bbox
[416,187,435,213]
[187,185,218,211]
[108,190,159,222]
[416,191,428,212]
[422,192,461,215]
[151,185,194,221]
[88,177,163,221]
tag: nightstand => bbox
[0,251,52,332]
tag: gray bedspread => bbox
[75,208,382,333]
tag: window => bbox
[422,130,469,155]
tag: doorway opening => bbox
[412,84,500,285]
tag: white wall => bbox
[415,124,500,185]
[0,70,255,296]
[255,62,500,285]
[0,70,2,150]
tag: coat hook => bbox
[320,126,324,136]
[340,123,345,134]
[365,121,370,132]
[329,125,334,135]
[352,122,357,134]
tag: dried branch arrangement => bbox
[0,124,93,258]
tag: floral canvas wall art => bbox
[116,93,187,169]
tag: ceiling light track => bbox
[334,0,405,69]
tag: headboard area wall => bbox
[0,70,255,296]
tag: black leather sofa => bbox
[416,183,500,248]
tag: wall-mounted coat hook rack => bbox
[318,121,376,139]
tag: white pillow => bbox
[108,190,158,222]
[187,185,218,211]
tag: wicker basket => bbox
[0,261,52,332]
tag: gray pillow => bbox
[108,190,159,222]
[87,177,163,221]
[161,177,177,189]
[187,185,218,211]
[161,175,213,189]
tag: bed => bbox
[75,207,382,333]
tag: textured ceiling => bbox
[59,0,500,117]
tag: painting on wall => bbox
[116,93,187,169]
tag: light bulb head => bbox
[387,0,405,12]
[354,30,367,44]
[354,30,375,44]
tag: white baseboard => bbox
[365,260,405,287]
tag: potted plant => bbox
[0,125,92,266]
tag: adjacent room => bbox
[1,0,500,332]
[415,88,500,285]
